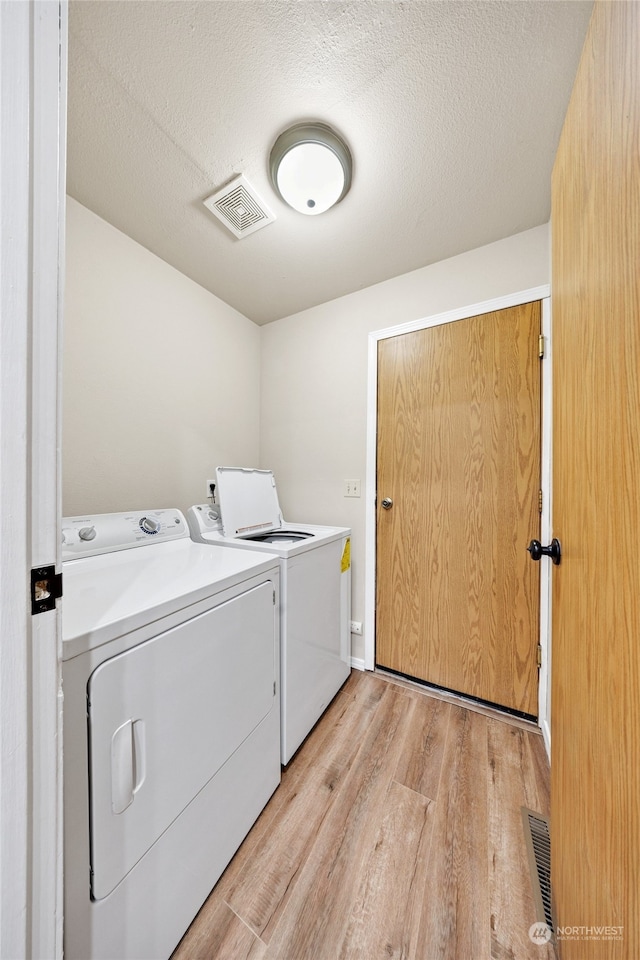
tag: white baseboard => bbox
[541,717,551,761]
[350,657,366,672]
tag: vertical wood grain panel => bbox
[551,2,640,956]
[376,303,541,714]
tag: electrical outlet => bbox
[206,478,216,500]
[350,620,363,635]
[344,479,361,498]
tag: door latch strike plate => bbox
[537,644,542,668]
[30,565,63,615]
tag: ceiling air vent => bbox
[203,174,275,239]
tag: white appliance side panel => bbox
[88,581,276,900]
[282,538,351,763]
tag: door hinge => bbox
[538,334,545,359]
[30,565,63,615]
[538,489,543,514]
[273,589,276,605]
[537,644,542,668]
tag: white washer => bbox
[62,508,281,960]
[187,467,351,764]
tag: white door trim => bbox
[539,297,553,755]
[1,5,32,950]
[364,285,551,728]
[0,3,66,957]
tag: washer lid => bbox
[216,467,283,538]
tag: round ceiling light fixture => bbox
[269,122,353,216]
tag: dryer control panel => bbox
[62,509,188,559]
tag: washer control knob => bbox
[78,525,97,541]
[140,516,160,534]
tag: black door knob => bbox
[527,538,562,565]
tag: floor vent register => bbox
[522,807,555,935]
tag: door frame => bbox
[0,2,66,957]
[364,285,552,749]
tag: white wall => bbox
[63,206,550,665]
[260,223,550,662]
[63,198,261,516]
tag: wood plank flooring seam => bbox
[425,697,456,812]
[390,777,438,804]
[216,675,392,940]
[223,899,268,948]
[335,779,436,960]
[259,688,414,957]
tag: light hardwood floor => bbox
[172,671,553,960]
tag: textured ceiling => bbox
[67,0,593,325]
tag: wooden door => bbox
[551,2,640,955]
[376,303,541,716]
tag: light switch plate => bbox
[344,479,361,497]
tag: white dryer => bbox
[62,508,281,960]
[187,467,351,764]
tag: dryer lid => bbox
[216,467,284,538]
